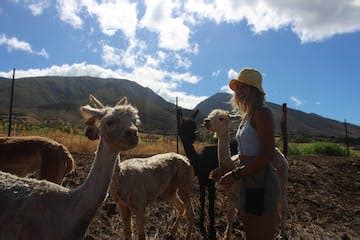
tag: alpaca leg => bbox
[135,208,146,240]
[223,194,236,240]
[207,181,217,240]
[118,205,132,240]
[168,194,185,236]
[198,180,207,237]
[178,193,195,240]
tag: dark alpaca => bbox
[177,109,237,239]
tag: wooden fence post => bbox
[281,103,288,158]
[8,68,16,137]
[344,119,350,157]
[176,97,179,154]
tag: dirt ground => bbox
[62,153,359,239]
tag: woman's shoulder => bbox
[252,106,274,128]
[254,106,273,118]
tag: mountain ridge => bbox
[194,92,360,138]
[1,76,359,138]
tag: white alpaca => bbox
[85,95,195,239]
[110,153,195,239]
[0,136,74,184]
[0,95,140,240]
[203,109,289,239]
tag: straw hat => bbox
[229,68,265,95]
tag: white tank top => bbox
[235,119,262,156]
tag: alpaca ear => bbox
[89,94,104,109]
[191,109,199,120]
[116,97,128,106]
[80,105,106,122]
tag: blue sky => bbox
[0,0,359,125]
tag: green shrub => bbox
[312,142,346,156]
[288,142,350,156]
[288,143,302,156]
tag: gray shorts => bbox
[238,164,280,216]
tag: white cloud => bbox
[185,0,360,43]
[56,0,138,38]
[162,90,207,109]
[85,0,138,38]
[101,44,122,67]
[169,71,200,84]
[212,69,220,77]
[28,0,50,16]
[140,0,191,51]
[0,34,49,58]
[37,48,49,58]
[11,0,360,47]
[228,68,238,79]
[101,39,193,72]
[220,85,232,94]
[0,63,122,79]
[57,0,83,29]
[173,53,192,69]
[290,96,303,107]
[101,39,148,69]
[10,0,50,16]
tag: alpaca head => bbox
[80,95,140,151]
[84,115,100,140]
[177,109,199,144]
[203,109,240,135]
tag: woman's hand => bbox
[219,171,236,188]
[209,167,225,182]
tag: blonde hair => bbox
[230,85,265,123]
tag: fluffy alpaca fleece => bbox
[110,152,195,239]
[0,136,75,184]
[0,95,140,240]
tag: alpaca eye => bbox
[219,117,224,121]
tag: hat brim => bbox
[229,79,265,95]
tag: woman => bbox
[211,68,280,239]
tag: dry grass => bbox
[0,130,205,156]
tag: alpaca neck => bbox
[217,130,233,171]
[70,140,118,227]
[180,136,200,170]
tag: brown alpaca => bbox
[0,136,75,184]
[0,95,140,240]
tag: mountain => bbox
[1,77,359,138]
[194,92,360,138]
[0,76,187,134]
